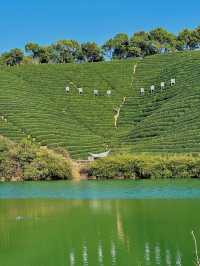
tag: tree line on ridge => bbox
[1,26,200,66]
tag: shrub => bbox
[0,158,21,181]
[88,153,200,179]
[9,137,38,169]
[23,147,72,180]
[0,136,72,181]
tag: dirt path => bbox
[72,160,91,180]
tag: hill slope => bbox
[0,51,200,158]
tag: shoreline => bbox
[1,137,200,181]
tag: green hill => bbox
[0,51,200,159]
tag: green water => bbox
[0,180,200,266]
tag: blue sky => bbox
[0,0,200,52]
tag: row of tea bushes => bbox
[0,136,72,181]
[88,154,200,179]
[2,60,134,159]
[2,51,200,159]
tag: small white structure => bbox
[94,89,98,96]
[89,150,110,160]
[150,85,155,93]
[107,90,111,96]
[140,88,145,96]
[65,86,70,93]
[161,82,165,90]
[170,78,176,86]
[78,88,83,95]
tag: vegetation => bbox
[0,136,72,181]
[1,26,200,66]
[88,154,200,179]
[0,51,200,158]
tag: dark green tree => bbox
[1,48,24,66]
[127,46,141,58]
[193,26,200,48]
[25,43,54,64]
[38,46,54,64]
[81,42,103,62]
[52,40,82,63]
[130,31,158,56]
[25,43,40,63]
[102,33,129,59]
[178,29,199,50]
[149,28,176,52]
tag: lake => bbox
[0,180,200,266]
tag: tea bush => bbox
[0,51,200,159]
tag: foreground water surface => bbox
[0,180,200,266]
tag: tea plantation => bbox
[0,51,200,159]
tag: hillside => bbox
[0,51,200,159]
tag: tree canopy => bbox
[1,48,24,66]
[1,25,200,66]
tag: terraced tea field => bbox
[0,51,200,158]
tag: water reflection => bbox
[116,211,125,243]
[165,249,171,265]
[69,250,75,266]
[144,242,151,265]
[98,241,103,265]
[83,241,88,265]
[155,243,161,265]
[66,241,185,266]
[0,199,198,266]
[111,241,116,265]
[176,250,182,266]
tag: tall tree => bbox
[102,39,114,59]
[102,33,129,59]
[52,40,82,63]
[130,31,158,56]
[1,48,24,66]
[81,42,103,62]
[178,29,199,50]
[149,28,176,52]
[38,46,54,64]
[126,46,141,58]
[25,43,54,64]
[25,43,40,63]
[193,25,200,48]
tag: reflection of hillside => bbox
[144,242,182,265]
[0,199,199,266]
[66,200,188,265]
[89,200,112,213]
[67,239,183,265]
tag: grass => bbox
[0,51,200,159]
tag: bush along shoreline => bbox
[0,136,72,181]
[2,135,200,181]
[88,154,200,180]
